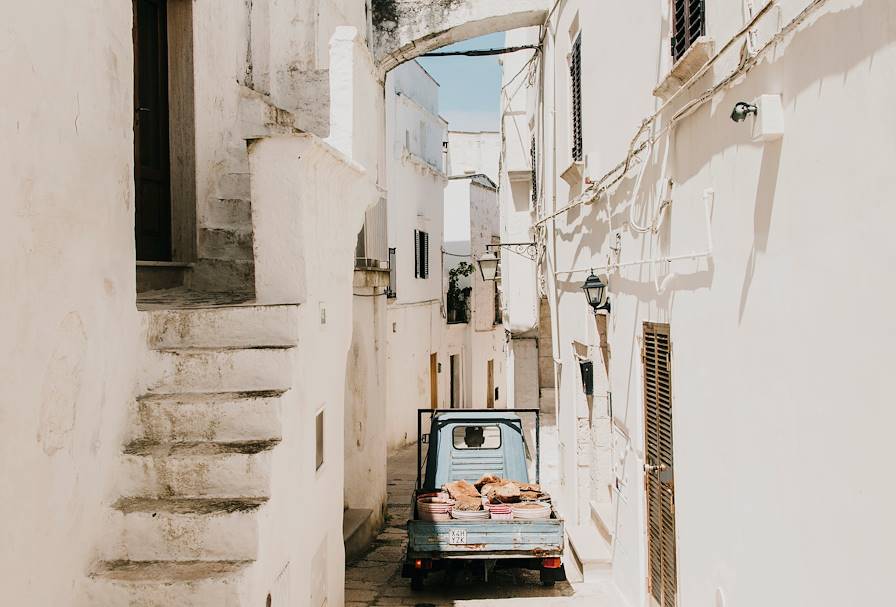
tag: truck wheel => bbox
[542,580,556,587]
[540,570,556,587]
[411,574,425,591]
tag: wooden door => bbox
[643,323,677,607]
[430,353,438,409]
[486,359,495,408]
[449,355,458,408]
[134,0,172,260]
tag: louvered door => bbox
[643,322,677,607]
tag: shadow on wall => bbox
[737,139,782,322]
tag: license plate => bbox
[448,529,467,545]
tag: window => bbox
[494,282,502,325]
[672,0,705,62]
[414,229,430,279]
[387,247,396,298]
[570,33,583,162]
[452,425,502,450]
[530,135,538,204]
[315,408,325,471]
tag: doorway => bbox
[449,354,460,408]
[134,0,172,261]
[486,359,495,408]
[642,322,677,607]
[430,353,438,409]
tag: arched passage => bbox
[372,0,550,73]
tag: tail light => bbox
[542,557,562,569]
[414,559,433,570]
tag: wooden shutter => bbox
[570,34,583,162]
[672,0,705,61]
[643,322,677,607]
[414,230,420,278]
[420,232,429,278]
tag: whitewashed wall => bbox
[505,1,896,606]
[384,61,450,451]
[0,3,138,604]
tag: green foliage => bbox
[447,262,475,321]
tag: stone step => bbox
[203,198,252,231]
[198,227,254,261]
[191,259,255,294]
[143,305,299,350]
[142,347,293,394]
[85,560,250,607]
[215,172,251,200]
[101,498,264,562]
[131,390,285,444]
[567,524,612,583]
[119,440,276,499]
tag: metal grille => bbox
[672,0,705,62]
[531,135,538,204]
[643,322,677,607]
[570,34,583,162]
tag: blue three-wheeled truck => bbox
[401,409,566,590]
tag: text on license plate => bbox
[448,529,468,545]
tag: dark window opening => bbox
[672,0,705,62]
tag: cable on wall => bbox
[533,0,830,229]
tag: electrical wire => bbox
[534,0,831,228]
[421,45,539,58]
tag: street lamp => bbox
[477,251,500,281]
[582,271,611,314]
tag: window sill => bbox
[652,36,715,101]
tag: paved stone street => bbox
[345,422,626,607]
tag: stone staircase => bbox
[193,170,256,294]
[85,304,299,606]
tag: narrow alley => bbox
[5,1,895,606]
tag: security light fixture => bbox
[582,271,611,314]
[730,101,758,123]
[477,252,500,281]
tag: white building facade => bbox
[500,2,896,607]
[382,61,451,451]
[443,131,509,410]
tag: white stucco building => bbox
[3,1,385,605]
[499,2,896,606]
[381,60,451,451]
[443,131,508,410]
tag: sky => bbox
[417,32,506,133]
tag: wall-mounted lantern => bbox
[582,271,611,314]
[477,252,500,281]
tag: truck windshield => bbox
[452,425,501,449]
